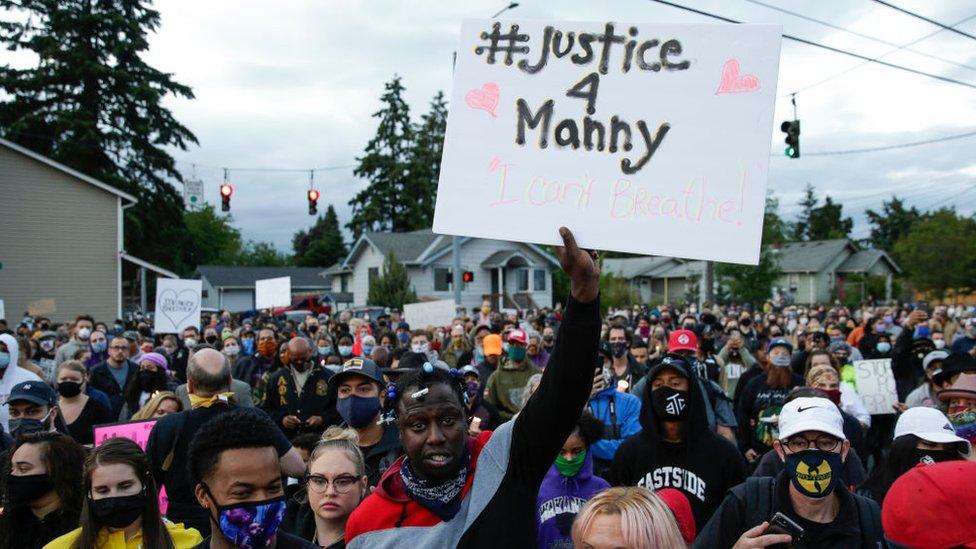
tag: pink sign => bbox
[93,418,167,513]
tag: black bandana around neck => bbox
[399,447,471,521]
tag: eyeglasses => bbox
[109,345,128,351]
[305,474,359,494]
[784,436,841,453]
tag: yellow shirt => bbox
[43,520,202,549]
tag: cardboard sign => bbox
[404,299,459,329]
[853,359,898,415]
[433,20,782,264]
[26,298,57,316]
[255,276,291,309]
[94,418,158,450]
[154,278,202,334]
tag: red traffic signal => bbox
[220,183,233,211]
[307,189,320,215]
[462,271,474,283]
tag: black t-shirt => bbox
[146,405,292,536]
[195,531,318,549]
[64,397,114,446]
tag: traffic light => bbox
[462,271,474,283]
[781,120,800,158]
[307,189,320,215]
[220,183,233,211]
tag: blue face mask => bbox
[362,345,374,356]
[0,352,9,369]
[241,339,255,355]
[397,332,410,344]
[474,347,485,364]
[338,345,353,357]
[337,394,382,428]
[91,341,107,353]
[876,342,891,353]
[317,346,331,356]
[203,484,286,549]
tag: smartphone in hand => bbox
[766,512,804,547]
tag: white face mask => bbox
[223,345,240,356]
[77,327,92,341]
[934,339,946,349]
[411,342,429,354]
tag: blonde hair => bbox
[311,426,366,477]
[130,391,183,421]
[56,360,87,379]
[572,487,686,549]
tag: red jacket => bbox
[345,430,493,542]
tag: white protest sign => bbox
[404,299,459,329]
[853,359,898,415]
[0,299,4,321]
[433,20,782,264]
[153,279,202,334]
[255,276,292,309]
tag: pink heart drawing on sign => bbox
[715,59,760,94]
[465,82,500,117]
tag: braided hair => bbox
[380,363,469,424]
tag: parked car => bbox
[272,294,334,316]
[347,306,387,320]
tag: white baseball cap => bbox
[778,397,846,441]
[894,407,971,454]
[922,350,949,371]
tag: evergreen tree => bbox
[866,196,922,257]
[716,249,783,306]
[807,196,853,240]
[893,209,976,300]
[0,0,198,273]
[404,91,448,227]
[347,75,415,238]
[293,205,347,267]
[368,250,417,309]
[790,184,818,241]
[762,191,788,245]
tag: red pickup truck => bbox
[272,295,333,316]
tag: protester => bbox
[458,365,500,436]
[53,315,94,365]
[188,407,317,548]
[0,332,43,432]
[611,353,746,533]
[716,329,758,397]
[147,348,305,536]
[695,397,883,548]
[32,331,59,381]
[283,427,369,548]
[88,336,138,419]
[175,373,254,410]
[570,486,686,548]
[232,327,279,394]
[588,342,642,476]
[119,351,172,420]
[805,350,870,428]
[937,371,976,445]
[951,318,976,354]
[0,432,86,549]
[343,228,599,547]
[55,360,114,445]
[606,324,643,388]
[904,349,949,409]
[130,390,183,420]
[265,337,340,439]
[473,332,501,387]
[327,357,402,486]
[881,460,976,549]
[485,328,543,421]
[535,411,609,549]
[735,338,804,464]
[6,380,62,439]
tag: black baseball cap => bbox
[933,352,976,386]
[646,354,693,380]
[4,381,57,407]
[328,357,385,389]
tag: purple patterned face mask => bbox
[203,484,286,549]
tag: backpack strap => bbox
[742,476,776,529]
[852,493,883,548]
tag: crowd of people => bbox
[1,231,976,548]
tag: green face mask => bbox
[554,449,587,477]
[507,346,527,362]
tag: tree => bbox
[404,91,448,228]
[716,249,783,306]
[762,191,788,246]
[0,0,198,274]
[184,205,245,267]
[368,250,417,309]
[790,184,818,241]
[865,196,922,257]
[293,205,348,267]
[893,209,976,300]
[347,75,415,238]
[598,269,639,314]
[236,241,291,267]
[807,196,853,240]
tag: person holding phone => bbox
[694,396,883,548]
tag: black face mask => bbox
[90,492,146,529]
[5,473,52,507]
[138,326,151,337]
[911,448,959,465]
[205,335,218,344]
[651,387,689,420]
[57,380,83,398]
[138,370,159,391]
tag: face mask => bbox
[784,449,843,499]
[555,449,587,477]
[610,341,628,358]
[5,473,52,506]
[651,387,689,420]
[291,359,310,373]
[77,328,92,341]
[481,307,491,315]
[138,326,151,337]
[338,345,353,357]
[362,345,374,356]
[876,342,891,353]
[184,338,198,349]
[9,410,51,438]
[205,335,218,344]
[242,339,255,355]
[507,346,527,362]
[337,394,382,428]
[411,342,429,354]
[740,318,752,327]
[203,485,286,549]
[40,340,55,352]
[114,324,123,331]
[223,345,240,357]
[543,335,554,344]
[948,404,976,443]
[91,341,107,353]
[465,380,480,398]
[397,332,410,344]
[474,347,485,364]
[821,388,842,406]
[257,340,276,358]
[770,354,792,368]
[91,492,146,529]
[0,352,9,369]
[58,380,83,398]
[934,339,946,349]
[829,336,844,345]
[502,341,510,353]
[910,448,959,465]
[317,345,331,356]
[307,325,318,334]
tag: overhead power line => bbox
[177,161,355,174]
[800,129,976,156]
[742,0,976,73]
[645,0,976,91]
[872,0,976,42]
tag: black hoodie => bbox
[609,358,747,532]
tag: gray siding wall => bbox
[0,146,120,323]
[220,289,254,312]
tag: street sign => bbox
[184,179,204,210]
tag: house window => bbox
[533,269,547,291]
[434,267,452,292]
[340,275,348,293]
[368,267,379,284]
[201,290,209,298]
[516,268,529,292]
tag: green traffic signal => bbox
[785,146,797,158]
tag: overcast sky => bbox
[81,1,976,249]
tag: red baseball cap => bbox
[668,329,698,353]
[507,328,527,345]
[883,461,976,548]
[657,488,696,544]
